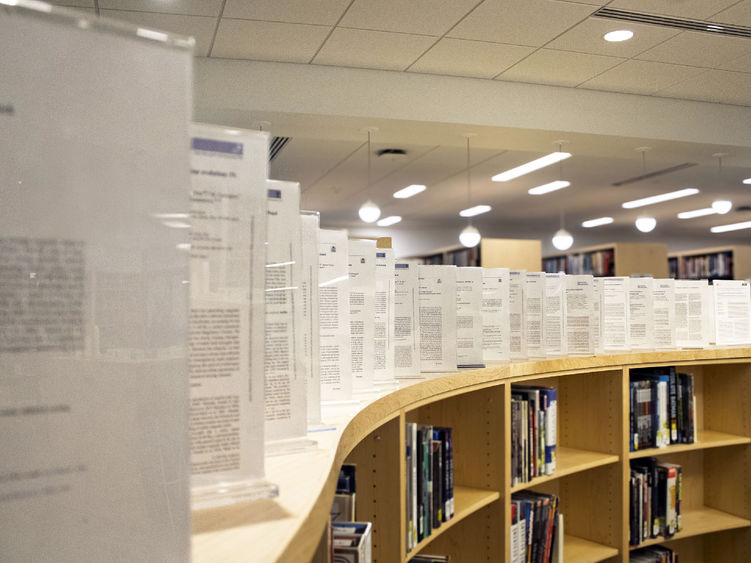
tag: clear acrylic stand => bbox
[192,479,279,510]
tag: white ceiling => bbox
[49,0,751,253]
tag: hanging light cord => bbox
[367,130,372,196]
[466,136,472,206]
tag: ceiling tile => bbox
[608,0,739,20]
[719,51,751,72]
[100,10,216,56]
[212,19,330,62]
[98,1,223,17]
[546,17,679,57]
[658,69,751,106]
[339,0,478,36]
[498,48,624,87]
[581,60,704,95]
[48,1,95,7]
[408,38,534,79]
[313,28,436,71]
[636,31,751,68]
[448,0,596,47]
[223,0,351,26]
[712,1,751,26]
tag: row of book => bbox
[544,249,616,277]
[630,368,695,452]
[405,424,454,552]
[510,491,561,563]
[629,459,682,547]
[669,251,733,280]
[511,385,557,486]
[630,545,678,562]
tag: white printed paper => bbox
[419,266,457,372]
[592,278,602,355]
[318,230,352,400]
[189,125,269,494]
[674,280,709,349]
[509,270,527,360]
[565,275,593,356]
[713,280,751,346]
[653,279,675,350]
[1,8,191,560]
[394,263,421,378]
[348,240,376,390]
[629,278,653,351]
[456,267,484,368]
[601,277,630,352]
[300,213,321,424]
[524,273,545,358]
[543,273,566,357]
[264,180,306,442]
[374,248,395,383]
[481,268,510,362]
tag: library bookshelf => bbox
[668,245,751,281]
[191,348,751,563]
[405,238,542,271]
[543,242,668,277]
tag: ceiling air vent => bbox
[593,7,751,39]
[269,136,291,161]
[612,162,697,187]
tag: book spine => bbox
[544,388,557,475]
[668,368,678,444]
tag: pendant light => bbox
[459,134,482,248]
[358,127,381,223]
[549,142,573,251]
[711,153,733,215]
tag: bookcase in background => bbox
[406,238,542,271]
[668,245,751,281]
[543,243,668,278]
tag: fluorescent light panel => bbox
[603,30,633,42]
[393,184,426,199]
[678,208,716,219]
[743,178,751,185]
[528,180,570,195]
[459,205,491,217]
[581,217,613,228]
[492,152,571,182]
[377,215,402,226]
[622,188,699,209]
[711,221,751,233]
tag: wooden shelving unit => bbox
[668,245,751,280]
[543,242,668,277]
[405,238,542,271]
[190,349,751,563]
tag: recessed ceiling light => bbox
[376,215,402,227]
[491,152,571,182]
[393,184,426,199]
[604,30,634,42]
[743,178,751,185]
[677,208,716,219]
[711,221,751,233]
[622,188,699,209]
[528,180,570,195]
[581,217,614,228]
[459,205,492,217]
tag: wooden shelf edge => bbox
[564,534,619,563]
[405,486,500,559]
[629,430,751,459]
[511,447,619,493]
[629,506,751,550]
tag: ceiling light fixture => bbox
[603,29,634,42]
[460,205,491,217]
[492,151,571,182]
[711,221,751,233]
[552,228,573,251]
[459,134,482,248]
[358,127,381,223]
[622,188,699,209]
[743,178,751,185]
[393,184,426,199]
[528,180,570,195]
[635,215,657,233]
[377,215,402,227]
[712,199,733,214]
[677,208,716,219]
[581,217,614,228]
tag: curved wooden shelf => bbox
[190,347,751,563]
[406,486,500,559]
[629,430,751,459]
[511,446,619,493]
[564,534,619,563]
